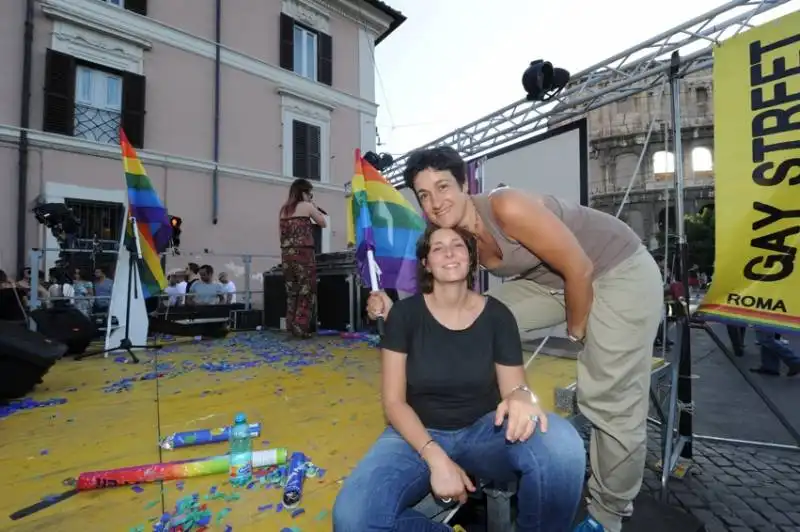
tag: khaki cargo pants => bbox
[488,246,663,532]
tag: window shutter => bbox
[292,121,308,178]
[121,72,146,148]
[307,124,321,180]
[280,14,295,71]
[125,0,147,16]
[317,32,333,86]
[43,49,76,136]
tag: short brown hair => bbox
[416,225,478,294]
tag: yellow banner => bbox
[698,11,800,333]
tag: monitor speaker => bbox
[0,321,67,399]
[30,307,97,355]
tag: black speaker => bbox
[263,273,286,329]
[0,321,67,399]
[30,308,97,355]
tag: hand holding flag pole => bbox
[347,148,425,337]
[366,249,385,335]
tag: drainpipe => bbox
[16,0,35,274]
[211,0,221,224]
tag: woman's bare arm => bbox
[491,190,594,337]
[296,201,327,227]
[382,348,447,464]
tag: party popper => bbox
[159,423,262,450]
[76,448,287,490]
[282,452,307,508]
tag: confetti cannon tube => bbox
[75,448,287,490]
[159,423,261,450]
[282,452,306,508]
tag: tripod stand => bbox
[77,217,161,363]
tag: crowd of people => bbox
[0,266,113,319]
[0,260,241,322]
[163,263,238,307]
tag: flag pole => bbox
[366,249,384,335]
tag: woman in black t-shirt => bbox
[333,226,586,532]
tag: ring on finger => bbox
[530,414,539,424]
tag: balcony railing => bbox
[74,104,121,145]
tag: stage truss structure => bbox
[384,0,795,186]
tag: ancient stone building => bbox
[586,71,716,249]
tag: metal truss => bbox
[385,0,794,185]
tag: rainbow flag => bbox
[121,130,169,298]
[347,149,425,293]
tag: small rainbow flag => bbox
[347,149,425,293]
[121,130,169,298]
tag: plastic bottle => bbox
[229,413,253,486]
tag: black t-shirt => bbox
[379,294,523,430]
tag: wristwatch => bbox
[567,333,585,346]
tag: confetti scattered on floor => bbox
[3,330,376,530]
[0,397,67,419]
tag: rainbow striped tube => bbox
[75,448,287,490]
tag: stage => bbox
[0,331,677,531]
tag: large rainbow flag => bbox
[347,150,425,294]
[121,130,170,298]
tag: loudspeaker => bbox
[0,321,67,399]
[30,307,97,355]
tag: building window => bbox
[691,147,713,174]
[292,120,321,180]
[293,25,318,80]
[104,0,148,15]
[281,92,331,183]
[63,198,125,273]
[43,49,147,148]
[652,150,675,181]
[280,13,333,86]
[74,66,123,144]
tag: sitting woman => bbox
[333,226,586,532]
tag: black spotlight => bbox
[363,151,394,172]
[522,60,571,101]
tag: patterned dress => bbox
[279,217,317,338]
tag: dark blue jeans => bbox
[332,412,586,531]
[755,330,800,372]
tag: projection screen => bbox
[478,118,589,291]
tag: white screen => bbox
[479,120,588,293]
[481,122,586,202]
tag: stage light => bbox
[32,202,81,248]
[363,151,395,172]
[169,215,182,250]
[522,60,571,101]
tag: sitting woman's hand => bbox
[366,291,393,321]
[429,455,476,504]
[495,389,548,442]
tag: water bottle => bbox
[229,413,253,486]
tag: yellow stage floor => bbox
[0,331,606,531]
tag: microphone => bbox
[315,204,328,216]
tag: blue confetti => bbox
[0,397,66,419]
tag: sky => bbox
[372,0,799,158]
